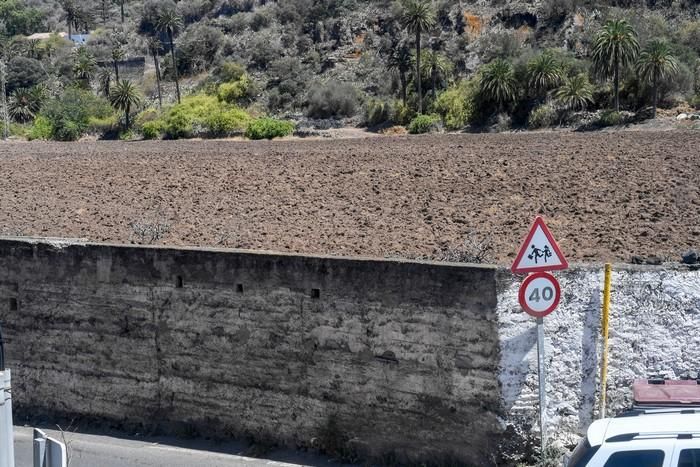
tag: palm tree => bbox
[420,50,452,99]
[59,0,79,39]
[109,80,142,129]
[156,9,183,104]
[112,45,125,81]
[527,52,563,97]
[8,88,44,122]
[387,43,413,105]
[114,0,127,23]
[592,19,639,112]
[479,59,519,110]
[72,47,97,88]
[0,39,10,140]
[98,67,112,96]
[636,40,679,118]
[146,36,164,109]
[555,74,594,111]
[400,0,436,114]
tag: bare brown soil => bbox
[1,132,698,264]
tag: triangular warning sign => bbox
[511,216,568,274]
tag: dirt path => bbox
[0,132,698,264]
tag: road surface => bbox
[14,426,344,467]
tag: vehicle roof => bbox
[587,413,700,447]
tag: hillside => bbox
[1,0,700,140]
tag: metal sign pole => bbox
[536,317,546,466]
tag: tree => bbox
[111,45,125,81]
[400,0,436,114]
[146,36,163,108]
[387,42,413,105]
[636,40,679,118]
[0,45,9,140]
[479,59,518,110]
[527,52,562,97]
[8,87,44,122]
[72,47,97,88]
[109,79,141,129]
[420,49,452,99]
[114,0,127,23]
[555,74,594,111]
[155,9,183,103]
[59,0,79,38]
[98,67,112,96]
[592,19,639,112]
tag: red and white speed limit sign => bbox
[518,272,561,318]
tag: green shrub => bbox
[598,110,623,127]
[87,115,119,135]
[28,115,53,140]
[217,76,252,104]
[689,94,700,110]
[245,118,294,140]
[141,120,163,139]
[528,103,558,129]
[163,108,194,139]
[135,108,160,129]
[40,87,113,141]
[408,114,441,134]
[205,108,250,137]
[306,81,359,119]
[214,62,246,83]
[394,101,416,126]
[434,80,478,130]
[364,99,394,126]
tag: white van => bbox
[565,379,700,467]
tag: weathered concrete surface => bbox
[0,238,502,465]
[497,265,700,458]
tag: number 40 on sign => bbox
[512,216,568,318]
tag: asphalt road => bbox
[14,426,344,467]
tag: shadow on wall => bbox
[579,292,601,431]
[500,325,537,412]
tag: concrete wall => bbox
[3,237,698,464]
[0,238,502,465]
[497,265,700,457]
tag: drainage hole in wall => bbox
[9,298,17,311]
[236,284,244,294]
[311,288,320,299]
[175,276,184,288]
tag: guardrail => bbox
[33,429,67,467]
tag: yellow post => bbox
[599,263,612,418]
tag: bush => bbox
[214,61,246,83]
[40,87,113,141]
[528,103,558,129]
[205,108,250,137]
[408,114,441,134]
[306,81,359,119]
[364,99,394,126]
[217,76,252,104]
[434,80,478,130]
[245,118,295,140]
[163,108,194,139]
[87,115,119,135]
[28,116,52,140]
[141,120,163,139]
[394,101,416,126]
[598,110,623,127]
[690,94,700,110]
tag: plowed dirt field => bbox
[1,132,698,264]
